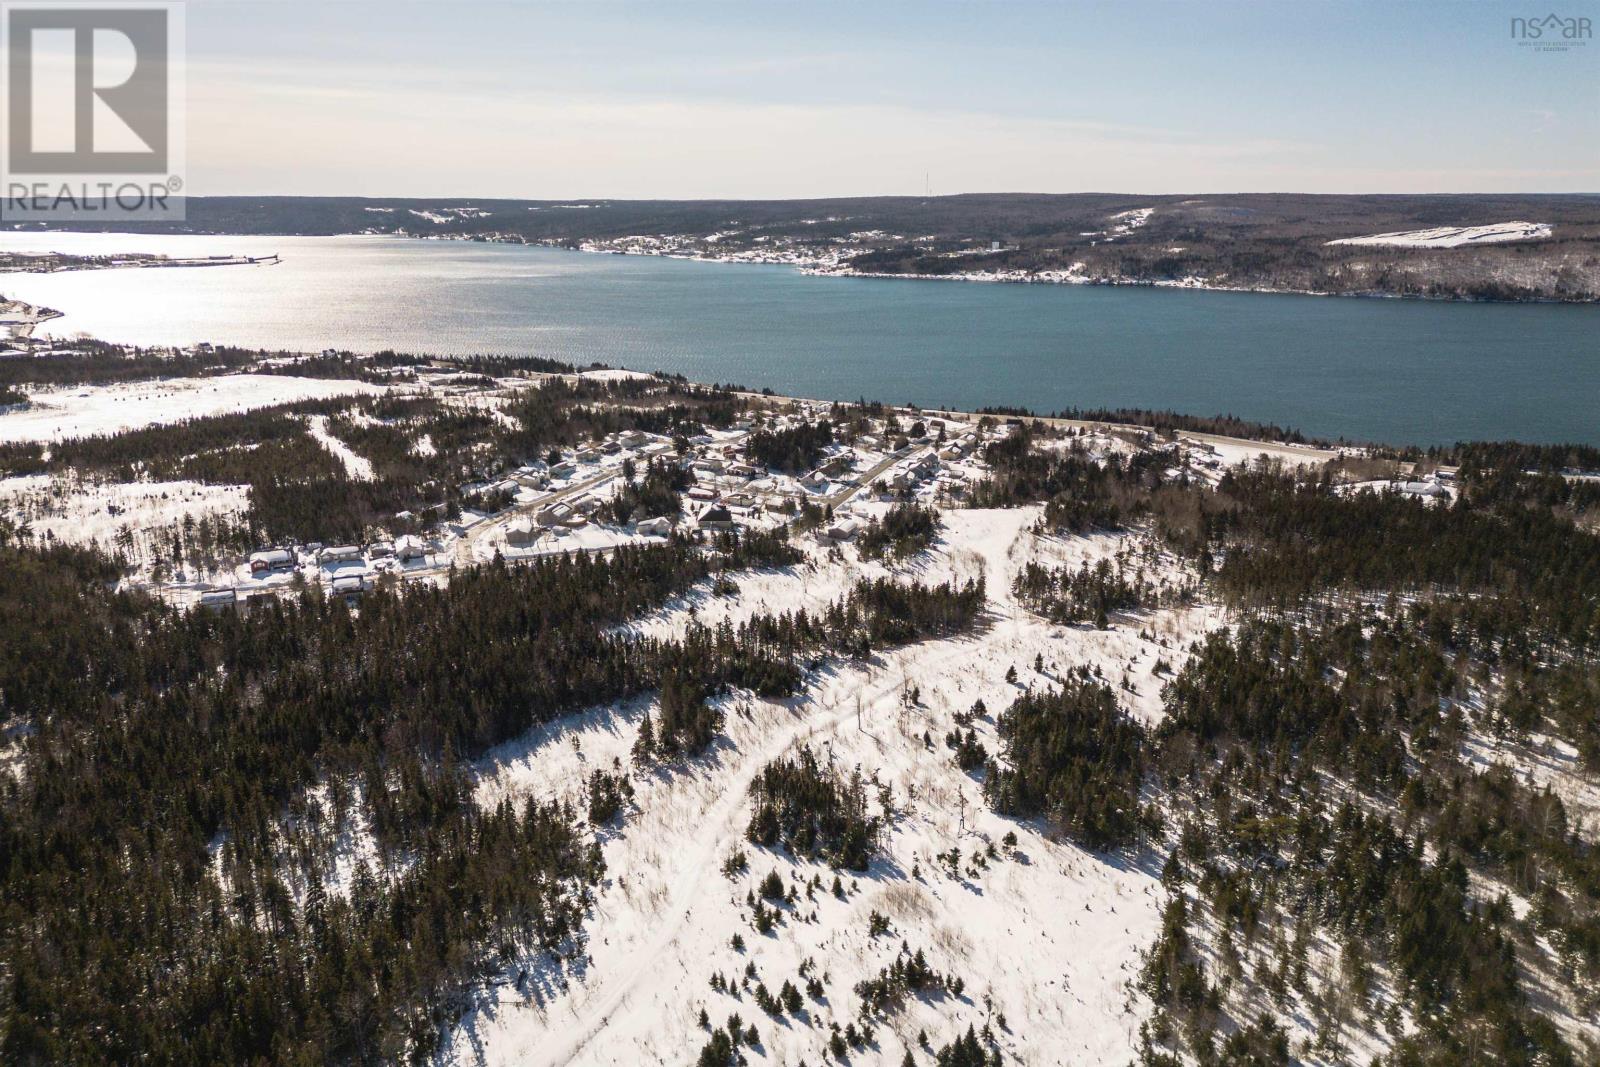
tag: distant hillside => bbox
[24,192,1600,301]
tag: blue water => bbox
[2,233,1595,445]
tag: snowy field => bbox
[0,374,384,443]
[448,508,1223,1067]
[0,472,249,554]
[1327,222,1551,248]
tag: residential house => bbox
[249,548,294,575]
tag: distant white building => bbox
[1395,479,1448,499]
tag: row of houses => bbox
[200,571,372,613]
[247,535,429,576]
[872,452,942,498]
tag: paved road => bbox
[826,443,930,507]
[453,465,620,565]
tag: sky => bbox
[176,0,1599,198]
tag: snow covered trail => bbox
[453,509,1219,1066]
[533,646,952,1067]
[306,415,375,480]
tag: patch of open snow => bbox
[0,472,249,553]
[0,375,383,444]
[306,415,374,480]
[448,508,1223,1066]
[1182,433,1335,470]
[578,368,655,383]
[1328,222,1551,248]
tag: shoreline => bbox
[11,227,1598,304]
[0,299,63,339]
[0,252,279,276]
[388,230,1596,305]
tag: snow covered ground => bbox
[578,368,657,383]
[306,414,375,480]
[448,508,1223,1067]
[0,472,249,555]
[0,374,384,443]
[1327,222,1551,248]
[1179,433,1338,471]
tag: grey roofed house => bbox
[698,504,736,531]
[506,520,538,546]
[824,518,859,540]
[330,575,366,597]
[199,589,237,612]
[536,502,571,526]
[318,545,363,564]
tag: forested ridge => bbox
[961,420,1600,1064]
[0,373,745,544]
[27,192,1600,301]
[0,528,782,1062]
[6,363,1600,1063]
[0,491,999,1064]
